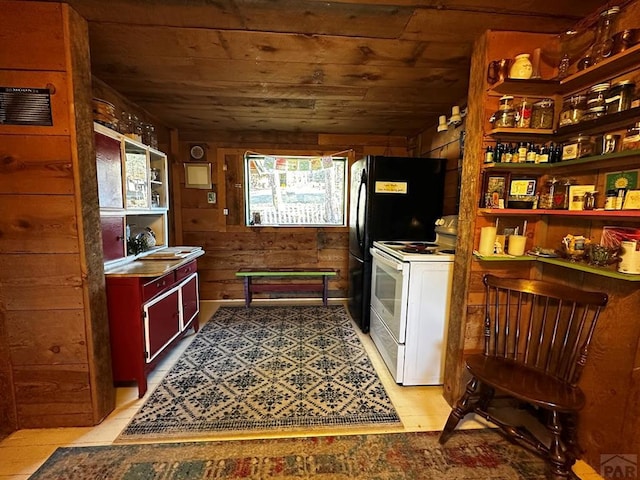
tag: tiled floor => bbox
[0,300,603,479]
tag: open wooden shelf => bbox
[488,127,554,138]
[487,44,640,98]
[473,252,640,281]
[558,43,640,95]
[488,78,559,97]
[478,208,640,218]
[482,148,640,174]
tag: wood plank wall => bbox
[0,1,114,431]
[174,132,410,302]
[418,11,640,470]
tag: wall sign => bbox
[0,86,53,126]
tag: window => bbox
[244,153,347,226]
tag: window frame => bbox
[243,151,349,228]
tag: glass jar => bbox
[562,135,595,160]
[490,95,517,128]
[540,178,560,209]
[592,7,621,64]
[583,191,597,210]
[530,98,554,129]
[515,98,532,128]
[601,134,620,154]
[559,95,586,126]
[586,82,610,109]
[582,106,606,122]
[621,122,640,150]
[605,80,635,114]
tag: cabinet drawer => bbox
[142,271,175,301]
[175,260,197,282]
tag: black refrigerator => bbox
[347,155,446,332]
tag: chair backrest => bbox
[483,274,608,386]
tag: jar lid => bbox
[534,98,554,106]
[603,6,620,15]
[589,82,611,92]
[499,95,514,101]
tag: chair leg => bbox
[547,410,571,479]
[561,413,581,470]
[439,377,480,445]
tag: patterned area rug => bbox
[30,430,550,479]
[118,305,401,441]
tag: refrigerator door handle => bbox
[355,175,366,250]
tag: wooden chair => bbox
[439,274,608,479]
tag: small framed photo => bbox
[509,178,537,196]
[568,185,595,210]
[482,173,509,208]
[184,162,212,189]
[623,190,640,210]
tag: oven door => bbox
[370,247,409,343]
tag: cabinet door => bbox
[179,273,199,330]
[124,143,149,209]
[101,216,126,262]
[95,132,124,209]
[144,289,180,362]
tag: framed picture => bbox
[184,162,212,189]
[605,170,639,192]
[509,178,537,196]
[568,185,596,210]
[482,173,509,208]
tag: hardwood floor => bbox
[0,300,603,479]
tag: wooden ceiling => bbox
[51,0,611,136]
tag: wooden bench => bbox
[235,268,337,307]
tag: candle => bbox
[508,235,527,256]
[479,226,497,256]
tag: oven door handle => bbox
[370,247,404,270]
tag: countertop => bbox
[104,248,205,278]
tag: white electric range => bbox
[369,216,457,385]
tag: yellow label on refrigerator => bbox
[375,181,407,193]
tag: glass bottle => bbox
[538,144,550,163]
[517,142,528,163]
[494,142,504,163]
[503,143,513,163]
[484,145,494,163]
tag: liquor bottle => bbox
[484,145,494,164]
[494,142,504,163]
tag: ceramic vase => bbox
[509,54,533,79]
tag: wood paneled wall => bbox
[172,132,411,301]
[0,1,114,432]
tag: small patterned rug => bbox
[30,430,550,479]
[117,305,401,441]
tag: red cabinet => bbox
[106,260,199,397]
[100,215,126,262]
